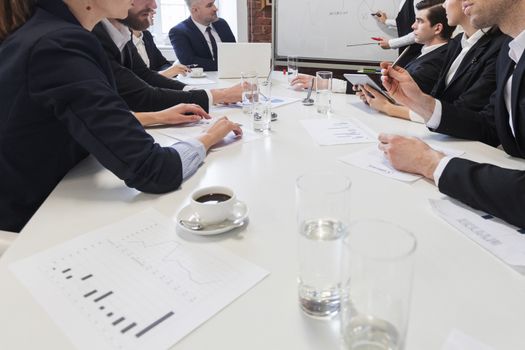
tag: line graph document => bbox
[9,209,269,350]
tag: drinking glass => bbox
[287,55,299,84]
[315,71,332,115]
[341,220,417,350]
[252,79,271,133]
[296,172,352,318]
[241,71,258,114]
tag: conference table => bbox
[1,72,524,350]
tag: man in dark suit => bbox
[92,0,242,114]
[169,0,236,71]
[378,0,525,228]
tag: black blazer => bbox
[432,28,508,112]
[142,30,171,71]
[92,23,209,112]
[169,17,236,71]
[0,0,184,232]
[437,38,525,228]
[404,43,450,94]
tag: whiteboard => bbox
[275,0,401,63]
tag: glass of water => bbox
[341,220,416,350]
[252,79,271,133]
[287,55,299,84]
[315,71,332,115]
[241,71,257,114]
[295,172,351,318]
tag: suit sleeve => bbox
[110,45,209,112]
[409,56,445,95]
[439,158,525,228]
[144,31,171,71]
[169,27,216,71]
[27,29,184,194]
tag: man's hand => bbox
[156,103,210,124]
[159,63,191,78]
[290,74,315,90]
[360,84,392,113]
[374,11,388,24]
[377,133,445,180]
[378,38,391,49]
[198,117,243,150]
[211,83,243,104]
[380,62,435,119]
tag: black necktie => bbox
[206,26,218,61]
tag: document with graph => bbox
[9,209,269,350]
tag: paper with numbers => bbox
[10,209,268,350]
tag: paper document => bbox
[300,118,377,145]
[10,209,269,350]
[441,329,494,350]
[430,198,525,272]
[211,96,300,112]
[339,144,464,182]
[176,76,215,85]
[156,118,261,150]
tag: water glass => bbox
[296,172,352,318]
[253,79,272,133]
[241,71,258,114]
[341,220,417,350]
[316,71,332,115]
[287,55,299,84]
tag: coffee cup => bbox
[190,67,204,77]
[190,186,236,223]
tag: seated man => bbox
[92,0,241,117]
[169,0,236,71]
[359,0,506,122]
[378,0,525,229]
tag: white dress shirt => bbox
[132,32,150,68]
[191,17,222,60]
[101,19,130,53]
[445,29,488,86]
[431,29,525,185]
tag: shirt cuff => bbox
[426,99,443,129]
[433,156,454,186]
[183,86,214,106]
[171,138,206,181]
[385,19,396,28]
[408,110,425,123]
[388,32,416,49]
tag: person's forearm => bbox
[384,103,410,120]
[405,94,436,121]
[133,111,161,126]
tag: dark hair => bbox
[0,0,36,41]
[416,0,456,40]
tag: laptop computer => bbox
[217,43,272,79]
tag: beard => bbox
[118,9,153,31]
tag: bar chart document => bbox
[9,209,269,350]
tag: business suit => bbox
[142,30,171,71]
[436,38,525,228]
[404,43,449,94]
[0,0,184,232]
[395,0,422,67]
[92,23,209,112]
[432,28,508,111]
[169,17,236,71]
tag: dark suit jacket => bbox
[92,23,209,112]
[432,28,508,112]
[404,43,449,94]
[437,38,525,228]
[142,30,171,71]
[0,0,184,232]
[169,17,236,71]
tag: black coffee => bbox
[195,193,231,204]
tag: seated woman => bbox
[357,0,505,122]
[0,0,242,233]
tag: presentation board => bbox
[275,0,401,64]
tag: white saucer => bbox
[176,200,248,235]
[189,73,207,78]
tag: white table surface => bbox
[1,72,524,350]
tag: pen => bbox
[391,46,411,68]
[371,37,382,41]
[370,12,380,17]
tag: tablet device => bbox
[344,73,396,104]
